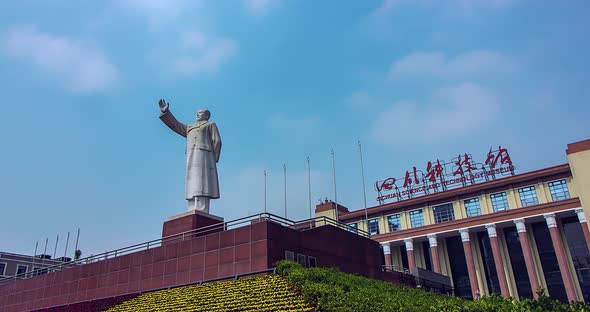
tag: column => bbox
[459,228,480,299]
[513,218,541,298]
[544,213,577,302]
[575,208,590,254]
[404,238,416,272]
[382,243,392,271]
[427,234,441,273]
[485,224,510,298]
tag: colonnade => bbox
[382,208,590,302]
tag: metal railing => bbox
[0,212,368,283]
[381,265,412,274]
[381,265,454,295]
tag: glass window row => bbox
[346,180,570,233]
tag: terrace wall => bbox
[0,220,382,312]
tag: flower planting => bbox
[106,274,312,312]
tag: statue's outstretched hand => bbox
[158,99,169,113]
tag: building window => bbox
[16,265,27,276]
[548,180,570,201]
[0,263,6,276]
[409,209,423,228]
[387,214,401,232]
[348,222,358,234]
[285,250,295,261]
[490,192,509,212]
[297,254,306,267]
[32,267,45,276]
[368,218,380,235]
[433,203,455,223]
[518,186,538,207]
[308,256,317,268]
[464,198,481,217]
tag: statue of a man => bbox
[158,99,222,213]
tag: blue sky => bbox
[0,0,589,257]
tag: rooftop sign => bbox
[375,146,515,204]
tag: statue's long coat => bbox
[160,111,221,199]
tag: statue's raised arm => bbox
[158,99,188,138]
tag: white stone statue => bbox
[158,99,222,213]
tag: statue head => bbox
[196,109,211,122]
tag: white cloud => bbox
[244,0,278,17]
[389,50,516,79]
[1,25,119,92]
[371,82,499,145]
[171,31,238,75]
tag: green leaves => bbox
[276,260,590,312]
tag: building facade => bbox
[316,138,590,302]
[0,252,68,283]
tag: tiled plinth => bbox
[162,210,224,243]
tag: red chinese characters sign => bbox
[375,146,515,203]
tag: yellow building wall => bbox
[536,182,549,204]
[506,188,520,209]
[454,201,466,220]
[423,207,434,226]
[399,212,408,230]
[358,219,368,232]
[566,177,577,199]
[567,147,590,232]
[480,194,492,215]
[377,216,389,233]
[315,209,337,227]
[402,210,412,229]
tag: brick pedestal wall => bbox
[0,221,382,312]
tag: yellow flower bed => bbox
[106,274,313,312]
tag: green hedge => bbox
[276,261,590,312]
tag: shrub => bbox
[276,260,590,312]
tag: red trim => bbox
[566,138,590,155]
[340,164,571,221]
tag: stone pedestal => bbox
[162,210,224,244]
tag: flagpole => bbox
[43,238,48,266]
[74,228,80,259]
[283,164,287,218]
[263,170,267,213]
[358,141,369,226]
[331,148,338,221]
[307,156,312,219]
[63,231,70,259]
[53,234,59,259]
